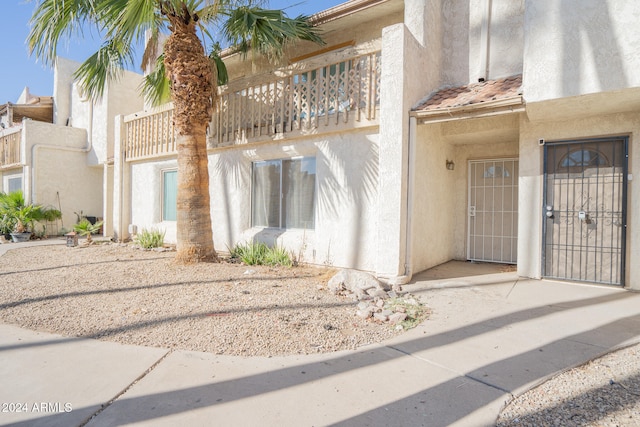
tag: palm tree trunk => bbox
[164,12,218,263]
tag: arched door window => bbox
[558,149,609,171]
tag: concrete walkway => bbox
[1,249,639,426]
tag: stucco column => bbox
[376,5,437,281]
[376,24,410,281]
[517,116,543,279]
[112,115,131,242]
[102,163,113,237]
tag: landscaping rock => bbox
[373,312,389,322]
[388,312,408,324]
[327,269,390,299]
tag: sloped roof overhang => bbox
[411,74,524,124]
[0,101,54,124]
[411,96,525,124]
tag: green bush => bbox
[0,190,61,235]
[230,241,293,266]
[263,245,293,267]
[135,228,165,249]
[73,219,104,243]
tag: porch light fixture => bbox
[446,160,455,170]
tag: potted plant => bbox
[10,205,40,242]
[0,191,62,242]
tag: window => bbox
[483,165,510,179]
[7,177,22,193]
[162,170,177,221]
[252,157,316,229]
[560,149,608,169]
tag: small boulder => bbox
[327,269,390,300]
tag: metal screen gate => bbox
[468,159,519,264]
[542,137,628,285]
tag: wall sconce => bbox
[446,160,455,170]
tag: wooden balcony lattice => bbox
[124,51,381,161]
[0,128,22,168]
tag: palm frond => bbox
[28,0,97,66]
[97,0,160,43]
[209,44,229,86]
[222,7,324,62]
[141,54,172,107]
[73,39,135,100]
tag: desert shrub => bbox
[135,228,165,249]
[230,242,293,266]
[73,219,104,243]
[263,245,293,267]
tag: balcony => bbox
[124,51,381,161]
[0,127,22,168]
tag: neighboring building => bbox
[112,0,640,290]
[0,57,143,233]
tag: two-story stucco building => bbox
[0,57,143,232]
[111,0,640,290]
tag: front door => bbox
[468,158,519,264]
[542,137,628,285]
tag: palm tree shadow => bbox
[6,288,640,426]
[317,137,378,268]
[0,255,170,277]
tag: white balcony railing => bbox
[211,51,381,144]
[124,51,381,161]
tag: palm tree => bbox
[27,0,323,263]
[74,218,104,244]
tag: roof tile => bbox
[414,74,522,112]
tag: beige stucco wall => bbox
[103,70,145,161]
[411,123,456,272]
[377,0,440,281]
[22,119,102,230]
[70,68,143,166]
[53,57,77,126]
[441,0,524,87]
[523,0,640,102]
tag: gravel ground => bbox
[497,343,640,426]
[0,243,404,356]
[2,243,639,425]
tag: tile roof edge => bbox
[411,95,525,122]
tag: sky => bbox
[0,0,345,104]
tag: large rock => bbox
[327,269,390,300]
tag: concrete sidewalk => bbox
[1,261,640,426]
[0,237,67,256]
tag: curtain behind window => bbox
[252,160,281,227]
[283,158,316,228]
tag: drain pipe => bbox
[479,0,493,81]
[392,115,417,286]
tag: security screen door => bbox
[542,138,628,285]
[468,159,519,264]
